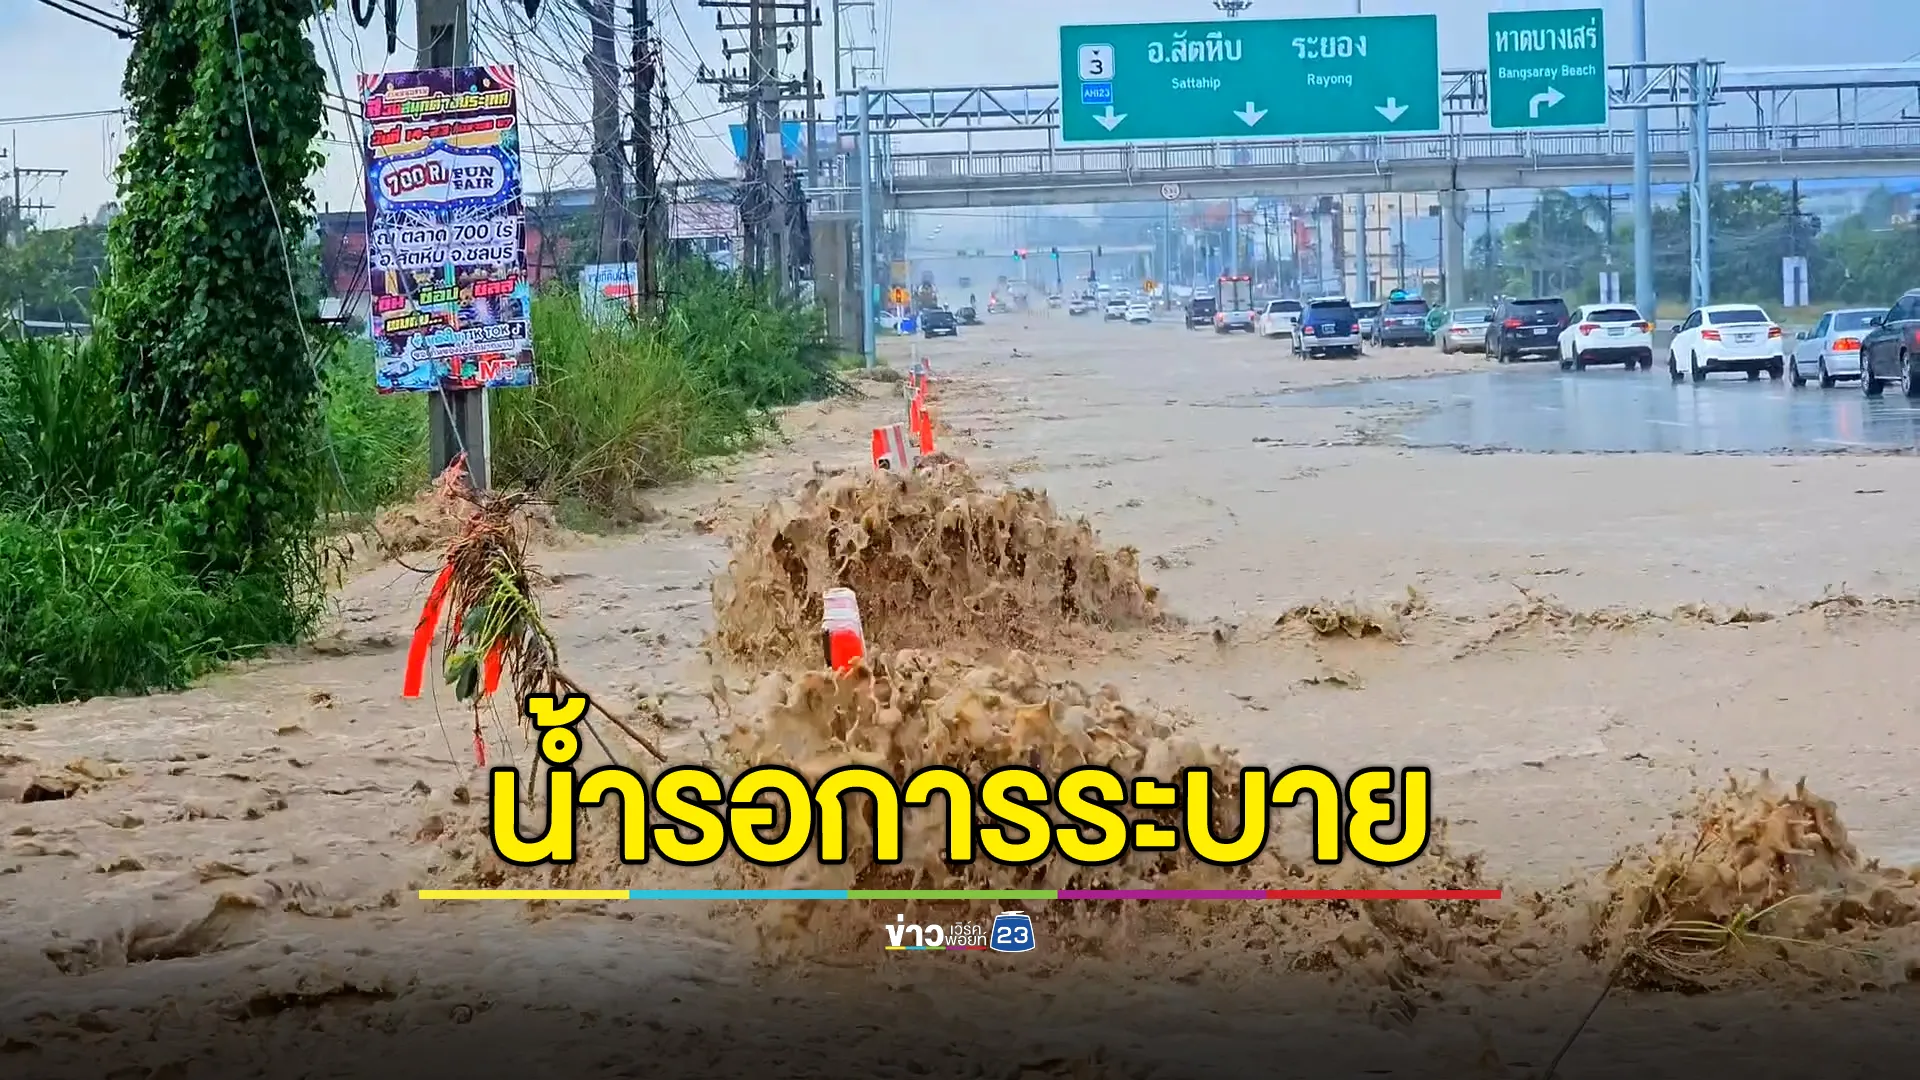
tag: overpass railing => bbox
[880,121,1920,186]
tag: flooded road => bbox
[1278,364,1920,453]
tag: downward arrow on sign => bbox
[1374,98,1408,123]
[1233,101,1267,127]
[1092,105,1127,131]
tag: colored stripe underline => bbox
[416,888,1503,902]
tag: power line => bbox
[32,0,135,38]
[0,108,125,127]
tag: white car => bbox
[1125,302,1152,324]
[1667,304,1786,383]
[1558,304,1655,371]
[1789,307,1880,387]
[1257,299,1303,338]
[1103,298,1127,320]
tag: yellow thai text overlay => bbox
[489,694,1431,869]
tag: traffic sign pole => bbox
[1059,16,1440,143]
[1486,9,1608,129]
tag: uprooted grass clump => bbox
[424,641,1920,1000]
[1276,587,1427,643]
[710,460,1158,665]
[1590,772,1920,991]
[711,649,1516,982]
[371,456,562,557]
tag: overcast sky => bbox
[4,0,1919,227]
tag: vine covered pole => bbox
[414,0,493,492]
[104,0,328,616]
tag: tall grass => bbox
[317,338,428,514]
[0,263,843,706]
[0,334,294,705]
[492,273,847,509]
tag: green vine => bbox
[102,0,328,610]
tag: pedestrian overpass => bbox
[837,63,1920,209]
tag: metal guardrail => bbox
[880,121,1920,186]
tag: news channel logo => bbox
[882,911,1036,953]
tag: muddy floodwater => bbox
[1278,364,1920,453]
[7,315,1920,1078]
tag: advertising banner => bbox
[361,65,534,393]
[578,262,639,324]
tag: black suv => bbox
[1485,297,1570,362]
[1375,297,1433,347]
[1860,288,1920,397]
[1185,295,1218,329]
[921,308,958,338]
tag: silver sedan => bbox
[1438,307,1493,354]
[1789,307,1881,387]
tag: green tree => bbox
[1501,189,1607,300]
[1813,216,1920,305]
[100,0,327,591]
[0,219,109,324]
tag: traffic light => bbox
[1096,246,1103,257]
[1013,249,1026,261]
[1050,247,1059,260]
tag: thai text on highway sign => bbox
[1058,16,1440,143]
[1486,8,1608,129]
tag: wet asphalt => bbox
[1277,360,1920,454]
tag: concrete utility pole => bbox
[2,135,66,248]
[1481,189,1496,284]
[857,85,876,366]
[585,0,627,265]
[802,0,819,190]
[416,0,489,492]
[700,0,821,289]
[1351,0,1369,303]
[631,0,660,302]
[1631,0,1654,319]
[754,0,787,285]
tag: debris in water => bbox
[711,461,1157,665]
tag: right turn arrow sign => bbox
[1529,86,1566,119]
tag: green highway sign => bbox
[1058,16,1440,143]
[1486,8,1608,129]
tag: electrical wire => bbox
[31,0,134,38]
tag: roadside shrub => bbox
[0,504,293,705]
[318,337,427,515]
[491,278,848,511]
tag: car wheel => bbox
[1559,355,1573,371]
[1769,359,1783,381]
[1747,368,1760,381]
[1441,339,1453,355]
[1574,353,1587,372]
[1691,353,1706,384]
[1819,361,1836,390]
[1669,354,1683,383]
[1865,358,1886,396]
[1790,361,1806,387]
[1903,351,1920,399]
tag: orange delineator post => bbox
[915,406,935,455]
[870,423,912,470]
